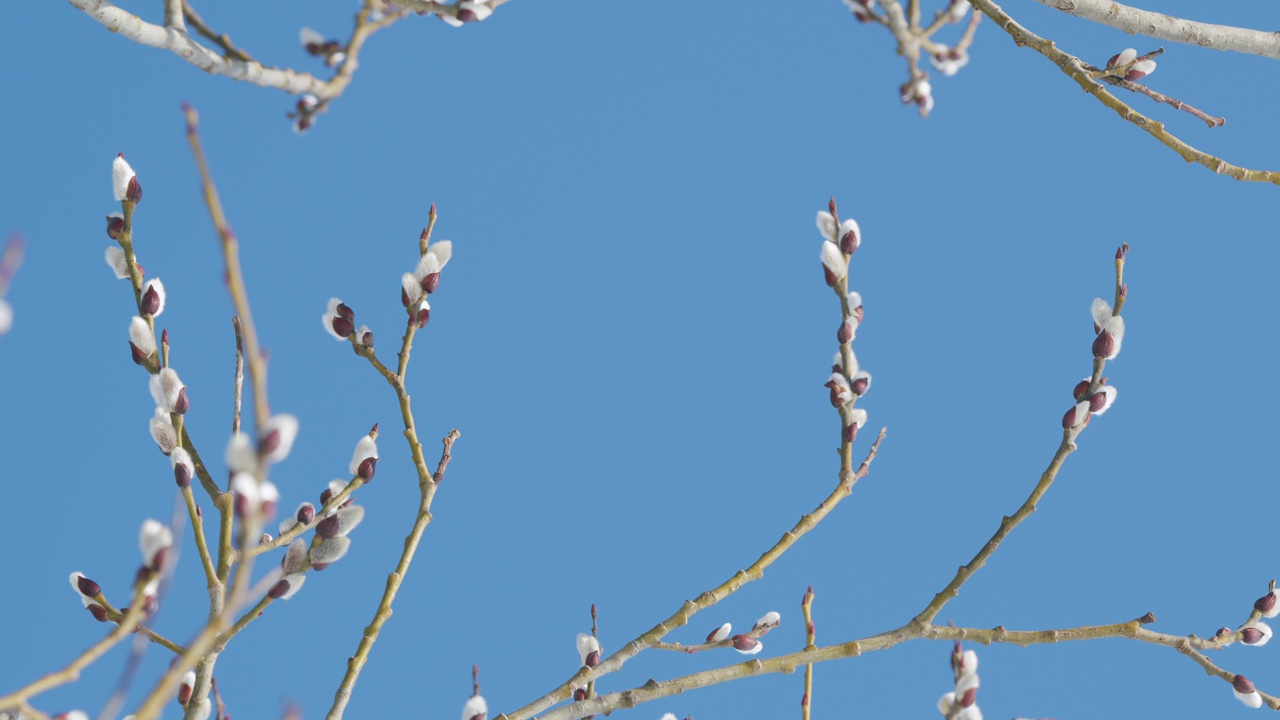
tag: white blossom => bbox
[0,299,10,336]
[150,408,178,454]
[706,622,731,643]
[149,367,186,413]
[349,435,379,476]
[753,611,781,631]
[820,242,848,282]
[139,519,173,569]
[577,633,602,666]
[260,414,300,464]
[112,154,136,202]
[129,316,156,357]
[225,432,257,474]
[105,246,130,279]
[1108,48,1138,68]
[461,694,488,720]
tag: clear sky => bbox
[4,1,1280,719]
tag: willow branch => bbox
[499,429,886,720]
[325,430,460,720]
[70,0,406,106]
[536,615,1280,719]
[182,1,251,62]
[1031,0,1280,60]
[0,601,148,711]
[969,0,1280,185]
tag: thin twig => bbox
[499,429,887,720]
[181,2,251,62]
[0,603,149,711]
[537,614,1280,719]
[325,430,461,719]
[800,586,815,720]
[231,317,243,434]
[1099,75,1225,128]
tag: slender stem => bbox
[800,587,815,720]
[499,430,886,720]
[536,614,1280,719]
[183,486,220,594]
[232,317,244,434]
[0,602,148,711]
[325,431,460,719]
[183,105,270,430]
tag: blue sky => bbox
[4,1,1280,718]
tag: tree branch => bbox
[970,0,1280,186]
[1031,0,1280,60]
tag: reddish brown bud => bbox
[415,307,430,328]
[731,635,759,653]
[959,687,977,707]
[1088,392,1109,413]
[851,305,864,325]
[1073,379,1090,401]
[850,377,869,396]
[1092,330,1116,359]
[1216,626,1232,639]
[1062,406,1080,429]
[1120,283,1127,298]
[1233,674,1257,694]
[174,462,192,488]
[316,514,341,539]
[126,175,143,204]
[822,266,838,287]
[361,329,374,348]
[320,488,335,506]
[150,546,169,572]
[357,456,378,480]
[297,503,316,525]
[106,214,125,239]
[336,303,355,323]
[1116,243,1129,260]
[140,285,162,316]
[178,682,193,704]
[573,688,587,702]
[401,286,412,307]
[828,197,838,216]
[839,230,858,256]
[457,7,480,21]
[584,649,600,667]
[312,561,332,571]
[420,227,430,243]
[837,321,854,345]
[1256,592,1277,616]
[172,387,190,415]
[268,578,292,599]
[1106,52,1124,68]
[845,422,859,444]
[331,316,354,338]
[88,604,109,622]
[1124,68,1148,81]
[421,272,441,294]
[370,422,379,435]
[1242,627,1266,644]
[77,575,101,597]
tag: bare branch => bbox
[1031,0,1280,60]
[68,0,330,96]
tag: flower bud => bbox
[731,634,762,655]
[576,633,602,667]
[1233,674,1262,708]
[706,623,731,643]
[106,213,125,240]
[1256,590,1279,618]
